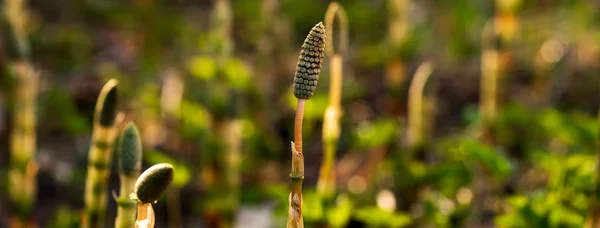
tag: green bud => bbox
[293,22,326,99]
[118,122,142,176]
[133,163,174,204]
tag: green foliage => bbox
[177,100,212,138]
[48,205,79,228]
[187,56,217,80]
[354,118,398,149]
[145,150,191,188]
[354,207,412,227]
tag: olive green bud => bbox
[132,163,174,204]
[96,79,119,127]
[118,122,142,176]
[293,22,326,99]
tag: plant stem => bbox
[135,203,155,228]
[317,141,336,197]
[8,62,38,228]
[5,0,37,226]
[318,54,343,197]
[407,61,433,149]
[83,125,119,228]
[294,99,306,153]
[83,80,119,228]
[288,99,306,228]
[115,175,138,228]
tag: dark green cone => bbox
[293,22,326,99]
[98,80,119,127]
[133,163,174,204]
[118,122,142,176]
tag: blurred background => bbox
[1,0,600,227]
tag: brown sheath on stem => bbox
[288,99,306,228]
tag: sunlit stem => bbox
[287,99,306,228]
[135,203,155,228]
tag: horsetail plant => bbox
[472,1,520,225]
[82,79,119,228]
[8,62,39,228]
[288,22,326,228]
[318,2,348,199]
[114,123,143,228]
[131,163,174,228]
[406,61,433,150]
[5,0,39,227]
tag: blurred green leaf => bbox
[355,118,398,149]
[223,58,251,90]
[549,205,584,227]
[145,150,191,187]
[303,190,324,221]
[327,194,353,228]
[354,206,412,227]
[177,100,212,138]
[187,56,217,80]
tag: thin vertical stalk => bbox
[479,21,499,124]
[82,79,120,228]
[222,119,242,219]
[318,2,348,198]
[288,99,306,228]
[8,62,38,228]
[407,62,433,149]
[5,1,37,226]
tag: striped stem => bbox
[8,61,38,228]
[82,79,119,228]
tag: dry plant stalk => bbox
[82,79,120,228]
[115,123,143,228]
[288,22,326,228]
[479,21,500,124]
[8,62,38,228]
[318,2,348,198]
[406,62,433,149]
